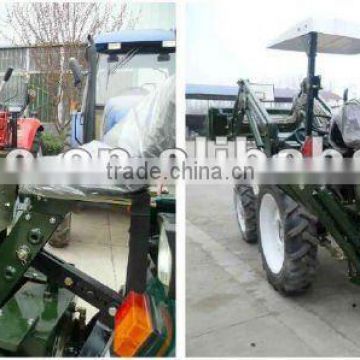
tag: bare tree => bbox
[0,2,140,136]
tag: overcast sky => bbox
[186,0,360,96]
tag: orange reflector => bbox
[113,291,153,357]
[302,136,313,157]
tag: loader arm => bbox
[233,79,277,156]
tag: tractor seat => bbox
[329,100,360,153]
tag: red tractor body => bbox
[0,112,9,147]
[0,110,43,151]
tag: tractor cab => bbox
[96,29,175,137]
[71,29,176,147]
[268,18,360,154]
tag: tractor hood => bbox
[102,87,150,135]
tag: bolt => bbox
[4,266,16,280]
[49,217,56,225]
[108,306,117,317]
[16,245,31,265]
[64,277,74,287]
[16,245,31,264]
[28,228,42,245]
[24,214,31,221]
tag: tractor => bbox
[0,32,176,356]
[0,68,43,156]
[228,18,360,294]
[70,29,176,147]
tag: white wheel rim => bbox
[260,193,284,274]
[235,194,246,233]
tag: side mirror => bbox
[69,58,83,88]
[4,68,13,82]
[85,34,95,63]
[87,34,94,46]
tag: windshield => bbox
[96,51,175,106]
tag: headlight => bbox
[157,213,175,298]
[158,224,172,288]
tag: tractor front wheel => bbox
[233,185,257,243]
[257,186,318,295]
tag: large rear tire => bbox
[233,185,257,243]
[257,186,318,295]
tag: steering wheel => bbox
[294,127,306,144]
[294,125,329,145]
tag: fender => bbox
[17,118,44,151]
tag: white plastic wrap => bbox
[20,75,175,202]
[330,99,360,151]
[103,75,176,157]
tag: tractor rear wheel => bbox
[257,186,318,295]
[233,185,257,243]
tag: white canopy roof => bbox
[268,18,360,54]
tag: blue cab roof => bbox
[95,29,175,53]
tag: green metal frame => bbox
[0,198,70,307]
[0,191,176,356]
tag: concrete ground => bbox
[46,206,129,320]
[186,184,360,357]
